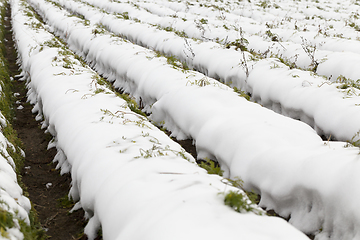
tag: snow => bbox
[10,0,310,239]
[9,0,360,239]
[55,0,360,143]
[0,1,30,239]
[19,0,360,239]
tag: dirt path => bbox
[3,4,91,240]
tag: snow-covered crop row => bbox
[82,0,360,81]
[0,118,28,240]
[0,0,33,239]
[0,121,29,238]
[53,0,360,143]
[11,0,312,239]
[24,0,360,239]
[0,97,30,239]
[129,0,360,56]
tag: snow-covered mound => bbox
[53,0,360,143]
[0,0,32,239]
[0,115,30,240]
[11,0,310,239]
[23,0,360,239]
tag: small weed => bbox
[0,208,14,236]
[57,195,75,209]
[166,55,189,70]
[225,38,248,51]
[117,94,147,117]
[233,87,251,101]
[336,75,360,91]
[345,130,360,149]
[270,62,280,69]
[258,0,270,9]
[135,144,190,161]
[41,38,62,49]
[186,76,211,87]
[300,37,319,72]
[265,29,279,42]
[121,12,130,20]
[198,158,223,176]
[92,25,107,36]
[223,191,258,213]
[199,18,208,24]
[278,54,299,69]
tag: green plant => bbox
[278,54,299,69]
[345,130,360,149]
[92,24,107,36]
[121,11,129,20]
[135,144,190,161]
[199,18,208,24]
[336,75,360,91]
[41,38,62,49]
[223,191,257,213]
[18,209,46,240]
[57,195,75,209]
[225,38,248,51]
[258,0,270,9]
[233,87,251,101]
[348,22,360,31]
[265,29,279,42]
[198,158,223,176]
[117,94,147,117]
[186,77,211,87]
[166,55,189,70]
[0,208,14,238]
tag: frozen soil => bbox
[3,4,98,240]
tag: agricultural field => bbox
[1,0,360,239]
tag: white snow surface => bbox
[0,123,30,240]
[22,0,360,239]
[11,0,311,239]
[51,0,360,143]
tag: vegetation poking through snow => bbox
[198,158,224,176]
[0,1,46,238]
[335,75,360,96]
[300,37,320,72]
[223,190,261,214]
[198,158,262,214]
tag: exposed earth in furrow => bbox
[3,3,95,239]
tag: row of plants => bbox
[124,0,360,83]
[104,0,360,77]
[56,0,360,144]
[155,0,360,41]
[27,0,360,239]
[0,0,45,239]
[11,0,311,239]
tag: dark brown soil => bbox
[3,4,92,240]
